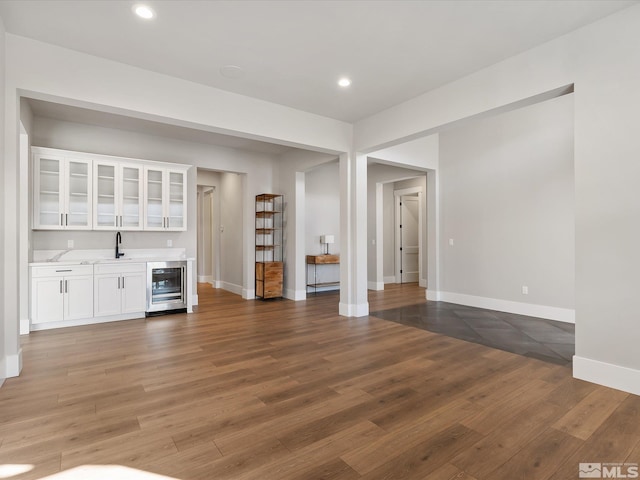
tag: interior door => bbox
[400,195,419,283]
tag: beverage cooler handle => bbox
[181,266,186,303]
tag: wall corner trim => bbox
[339,302,369,317]
[285,289,307,301]
[368,281,384,291]
[426,290,441,301]
[573,356,640,396]
[3,350,23,379]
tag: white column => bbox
[293,171,307,300]
[339,152,369,317]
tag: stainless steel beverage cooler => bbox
[146,261,187,315]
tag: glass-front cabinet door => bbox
[144,167,165,230]
[167,170,186,230]
[94,162,117,229]
[144,167,187,231]
[65,159,92,229]
[121,164,143,230]
[33,153,92,230]
[34,154,64,229]
[94,162,143,230]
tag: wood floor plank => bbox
[552,386,629,440]
[0,284,636,480]
[451,400,565,478]
[358,423,483,480]
[486,428,583,480]
[548,394,640,480]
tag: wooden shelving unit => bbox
[255,194,283,299]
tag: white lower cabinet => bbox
[30,265,94,325]
[94,263,146,317]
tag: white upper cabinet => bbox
[32,147,189,232]
[33,151,92,230]
[144,167,187,231]
[93,161,144,230]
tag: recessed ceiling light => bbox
[338,77,352,87]
[133,4,155,19]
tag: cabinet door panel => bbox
[145,168,165,230]
[65,275,94,320]
[34,156,64,230]
[94,274,121,317]
[167,170,186,230]
[32,277,64,323]
[94,162,118,229]
[121,164,143,230]
[66,160,92,229]
[121,272,147,314]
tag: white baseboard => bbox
[384,276,396,284]
[197,275,213,283]
[242,287,255,300]
[2,349,22,378]
[219,281,243,296]
[426,289,441,301]
[419,278,427,288]
[20,318,30,335]
[339,302,369,317]
[574,355,640,396]
[285,289,306,301]
[31,312,145,331]
[435,291,575,323]
[368,281,384,291]
[191,294,199,306]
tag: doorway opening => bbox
[197,186,215,285]
[394,187,422,284]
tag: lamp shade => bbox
[320,235,335,244]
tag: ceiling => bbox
[0,0,636,123]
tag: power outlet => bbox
[67,239,74,248]
[167,239,173,247]
[449,238,454,246]
[522,285,529,295]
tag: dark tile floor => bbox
[371,301,575,366]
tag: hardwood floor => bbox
[0,283,638,479]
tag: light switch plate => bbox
[167,239,173,247]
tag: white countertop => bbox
[29,248,194,267]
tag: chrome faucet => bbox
[115,231,125,259]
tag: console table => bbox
[306,254,340,294]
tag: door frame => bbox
[394,186,423,284]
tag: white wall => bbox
[30,116,274,294]
[353,4,640,394]
[305,161,340,291]
[305,162,340,256]
[219,172,244,293]
[275,149,337,299]
[0,17,6,382]
[439,94,574,315]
